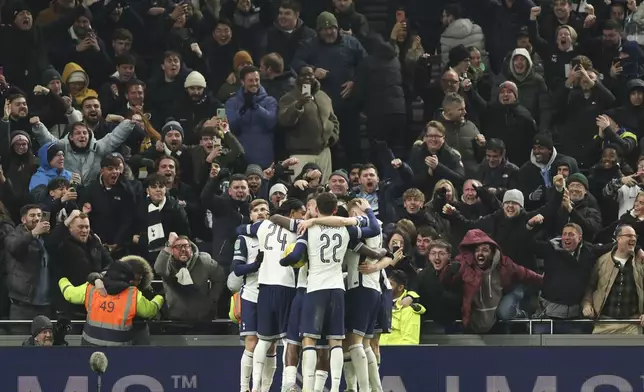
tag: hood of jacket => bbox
[62,62,98,104]
[509,48,533,82]
[443,18,476,39]
[103,255,154,295]
[457,229,502,270]
[364,34,397,60]
[530,146,557,170]
[626,79,644,107]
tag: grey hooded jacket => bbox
[154,242,225,321]
[30,119,135,184]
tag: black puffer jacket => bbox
[45,225,112,317]
[353,35,406,117]
[4,225,48,304]
[200,178,250,270]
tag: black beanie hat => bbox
[448,44,470,66]
[532,133,554,150]
[47,144,63,163]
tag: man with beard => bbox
[513,133,578,210]
[5,204,52,331]
[471,81,536,167]
[586,20,644,84]
[413,240,462,333]
[154,232,224,322]
[171,71,223,145]
[279,65,338,182]
[1,91,34,152]
[45,209,112,318]
[226,65,278,169]
[22,315,54,346]
[30,117,136,184]
[156,156,200,237]
[547,173,602,241]
[133,173,191,264]
[134,119,194,185]
[79,155,138,256]
[441,229,543,333]
[583,224,644,334]
[265,0,316,66]
[200,172,251,271]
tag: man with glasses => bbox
[583,224,644,334]
[408,120,464,199]
[154,231,224,322]
[413,240,462,333]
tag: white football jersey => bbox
[257,220,297,287]
[346,229,383,292]
[306,225,351,293]
[235,235,260,302]
[380,269,392,291]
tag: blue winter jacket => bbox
[28,143,72,191]
[225,86,278,168]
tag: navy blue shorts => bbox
[345,287,381,338]
[240,298,257,336]
[374,289,392,334]
[286,288,307,345]
[301,289,345,340]
[257,285,296,340]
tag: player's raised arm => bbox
[352,240,387,260]
[280,231,308,266]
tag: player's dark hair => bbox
[316,192,338,215]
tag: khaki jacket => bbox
[582,249,644,318]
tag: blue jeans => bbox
[496,285,525,321]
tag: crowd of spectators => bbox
[3,0,644,339]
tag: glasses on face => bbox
[172,243,190,250]
[424,134,443,139]
[429,251,448,257]
[618,234,638,239]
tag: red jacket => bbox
[441,229,543,326]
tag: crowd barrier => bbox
[2,317,642,334]
[10,346,644,391]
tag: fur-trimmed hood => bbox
[103,255,154,294]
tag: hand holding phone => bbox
[216,108,227,120]
[301,83,311,96]
[41,211,51,222]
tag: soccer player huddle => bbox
[229,192,400,392]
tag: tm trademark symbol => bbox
[171,375,198,389]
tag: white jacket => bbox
[440,18,486,68]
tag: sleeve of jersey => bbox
[58,278,88,305]
[280,232,308,266]
[232,237,253,276]
[135,292,165,319]
[347,209,380,240]
[236,222,262,237]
